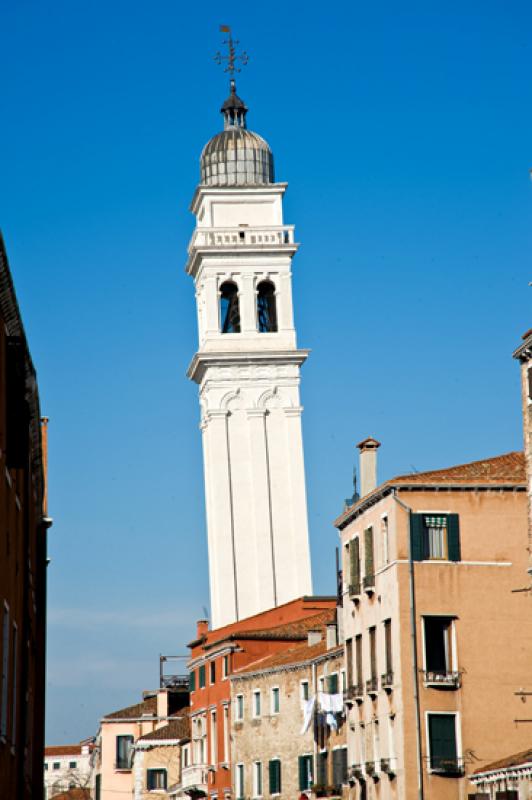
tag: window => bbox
[268,759,281,795]
[348,537,360,594]
[182,744,190,768]
[253,690,261,718]
[345,639,353,688]
[223,705,229,762]
[270,687,280,714]
[298,755,313,791]
[220,281,240,333]
[332,748,348,786]
[410,514,460,562]
[116,735,134,770]
[210,710,217,765]
[423,616,458,684]
[235,694,244,721]
[384,619,393,680]
[355,635,363,690]
[256,280,277,333]
[528,367,532,400]
[189,670,196,692]
[223,654,229,679]
[325,673,338,694]
[147,768,167,790]
[210,661,216,684]
[236,763,245,799]
[1,602,9,738]
[427,713,460,773]
[317,751,328,785]
[364,527,374,586]
[199,665,206,688]
[253,761,263,797]
[53,762,60,770]
[300,680,309,702]
[69,761,77,769]
[44,763,48,771]
[381,516,389,565]
[369,627,377,682]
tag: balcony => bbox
[366,677,378,697]
[423,670,461,689]
[344,684,364,704]
[348,765,364,782]
[363,574,375,594]
[160,673,189,690]
[311,785,342,798]
[365,761,377,778]
[428,757,465,776]
[380,758,396,777]
[348,582,361,600]
[190,226,296,250]
[181,764,208,797]
[381,671,394,692]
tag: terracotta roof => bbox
[138,710,190,742]
[336,452,525,528]
[234,640,342,676]
[474,747,532,774]
[104,695,157,720]
[45,744,83,757]
[48,791,90,800]
[206,609,337,650]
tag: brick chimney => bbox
[326,623,338,650]
[308,629,322,646]
[197,619,209,638]
[357,437,381,497]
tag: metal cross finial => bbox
[214,25,249,78]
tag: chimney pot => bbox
[326,623,338,650]
[357,437,381,497]
[308,629,322,647]
[197,619,209,638]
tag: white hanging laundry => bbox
[326,712,338,731]
[319,692,333,712]
[300,695,316,735]
[331,693,343,714]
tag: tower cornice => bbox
[190,182,288,214]
[187,349,310,385]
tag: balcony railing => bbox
[160,674,189,690]
[381,671,394,691]
[380,758,396,777]
[365,761,376,776]
[423,670,461,689]
[348,765,364,782]
[363,574,375,593]
[348,582,361,599]
[428,757,465,776]
[181,764,208,791]
[345,684,364,703]
[366,677,378,696]
[190,226,295,250]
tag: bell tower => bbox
[186,32,312,628]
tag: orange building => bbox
[0,233,50,799]
[183,597,337,800]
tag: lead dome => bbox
[200,80,274,186]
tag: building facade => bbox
[44,740,93,799]
[337,444,532,800]
[513,329,532,574]
[186,597,337,800]
[0,232,50,800]
[132,713,190,800]
[230,620,348,800]
[186,75,312,628]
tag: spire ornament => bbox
[214,26,249,80]
[214,26,249,129]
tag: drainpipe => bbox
[312,660,318,789]
[392,490,424,800]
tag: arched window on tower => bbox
[257,280,277,333]
[220,281,241,333]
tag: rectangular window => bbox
[384,619,392,676]
[235,694,244,721]
[300,680,309,702]
[223,654,229,679]
[223,705,229,762]
[424,617,458,685]
[268,759,281,795]
[355,635,363,689]
[147,768,167,790]
[116,735,134,769]
[95,775,101,800]
[210,710,217,765]
[253,690,261,718]
[381,516,389,565]
[369,627,377,681]
[326,673,338,694]
[253,761,263,797]
[364,527,374,581]
[270,687,280,714]
[345,639,353,688]
[427,713,460,773]
[298,755,313,791]
[236,764,245,800]
[349,537,360,593]
[317,751,328,785]
[410,514,461,562]
[199,665,206,688]
[332,748,348,786]
[1,602,10,738]
[210,661,216,684]
[53,762,60,770]
[69,761,77,769]
[189,669,196,692]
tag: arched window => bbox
[257,281,277,333]
[220,281,240,333]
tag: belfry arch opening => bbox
[219,281,241,333]
[257,280,277,333]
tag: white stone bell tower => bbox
[186,65,312,628]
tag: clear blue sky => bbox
[1,1,531,743]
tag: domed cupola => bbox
[200,78,274,187]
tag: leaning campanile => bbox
[186,30,312,628]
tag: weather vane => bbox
[214,25,249,77]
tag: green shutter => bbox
[447,514,461,562]
[326,674,338,694]
[199,665,206,688]
[317,752,327,785]
[350,538,360,585]
[429,714,457,770]
[410,514,424,561]
[269,760,281,794]
[364,528,374,576]
[189,670,196,692]
[298,756,306,791]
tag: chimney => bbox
[197,619,209,638]
[156,689,168,721]
[357,437,381,497]
[308,629,322,647]
[326,623,338,650]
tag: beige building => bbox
[92,688,188,800]
[132,713,190,799]
[336,440,532,800]
[230,618,348,800]
[44,740,94,799]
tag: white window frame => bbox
[210,709,217,766]
[209,660,216,685]
[299,680,309,704]
[252,689,261,718]
[425,711,462,774]
[421,615,458,674]
[318,676,324,693]
[235,763,244,799]
[222,704,229,763]
[270,686,280,715]
[381,514,389,566]
[253,760,263,798]
[235,694,244,722]
[222,654,229,680]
